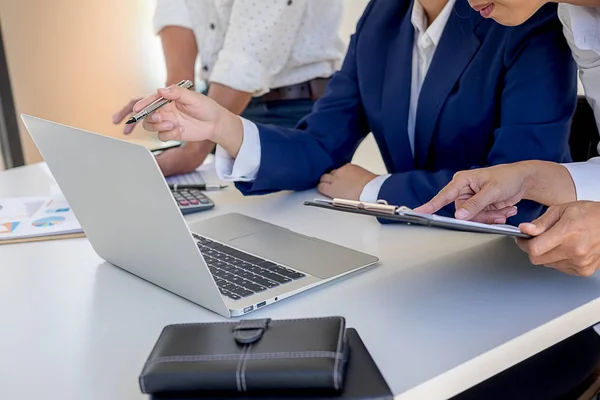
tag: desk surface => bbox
[1,162,600,400]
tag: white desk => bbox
[1,163,600,400]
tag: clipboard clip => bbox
[331,198,398,215]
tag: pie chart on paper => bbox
[0,222,19,233]
[32,216,65,227]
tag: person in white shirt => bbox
[416,2,600,398]
[112,0,344,177]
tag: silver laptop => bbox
[22,115,378,317]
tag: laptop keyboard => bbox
[193,234,306,301]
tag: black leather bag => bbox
[139,317,349,395]
[151,328,393,400]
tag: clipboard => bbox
[304,198,531,239]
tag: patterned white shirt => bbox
[154,0,345,96]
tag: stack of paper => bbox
[0,195,84,244]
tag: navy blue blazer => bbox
[237,0,577,223]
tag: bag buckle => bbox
[233,318,271,344]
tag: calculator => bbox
[171,189,215,214]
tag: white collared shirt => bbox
[558,5,600,202]
[556,5,600,336]
[216,0,456,202]
[154,0,345,96]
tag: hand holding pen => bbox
[112,80,194,134]
[132,82,244,158]
[128,80,194,125]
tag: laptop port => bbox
[256,301,267,308]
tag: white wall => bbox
[0,0,369,164]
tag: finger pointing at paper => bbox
[414,161,577,224]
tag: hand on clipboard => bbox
[303,198,531,239]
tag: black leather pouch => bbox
[139,317,349,395]
[150,328,393,400]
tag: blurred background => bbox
[0,0,370,167]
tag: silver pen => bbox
[126,79,194,125]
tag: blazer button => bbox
[210,23,215,30]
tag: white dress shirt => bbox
[154,0,345,96]
[216,0,456,201]
[557,5,600,336]
[558,5,600,202]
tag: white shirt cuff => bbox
[359,174,391,203]
[210,49,272,96]
[562,158,600,201]
[215,117,261,182]
[153,0,193,34]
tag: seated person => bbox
[134,0,577,224]
[113,0,344,177]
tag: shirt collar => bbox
[411,0,456,47]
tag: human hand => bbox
[136,84,244,157]
[516,201,600,277]
[112,98,143,134]
[415,161,576,224]
[155,141,215,177]
[318,164,377,200]
[415,163,526,223]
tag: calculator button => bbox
[179,200,190,206]
[200,199,210,204]
[190,200,199,205]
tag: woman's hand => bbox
[135,85,244,157]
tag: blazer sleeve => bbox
[378,6,577,225]
[234,1,378,195]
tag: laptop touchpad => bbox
[228,230,363,279]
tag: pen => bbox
[126,79,194,125]
[169,184,228,191]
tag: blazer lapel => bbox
[413,0,483,168]
[380,1,416,173]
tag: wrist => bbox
[211,109,244,158]
[521,160,544,199]
[522,160,576,205]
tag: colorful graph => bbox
[46,208,70,213]
[0,222,19,233]
[32,216,65,227]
